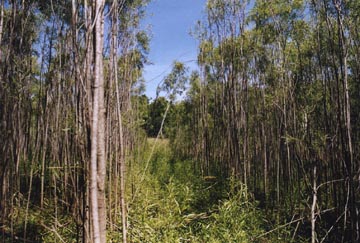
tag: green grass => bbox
[122,137,301,243]
[4,137,304,242]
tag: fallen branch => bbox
[254,216,306,239]
[253,207,336,240]
[40,222,66,243]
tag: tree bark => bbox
[96,0,107,240]
[90,0,105,242]
[311,165,317,243]
[111,1,128,241]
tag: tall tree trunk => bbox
[97,6,107,243]
[90,0,105,242]
[40,109,49,209]
[335,3,355,241]
[116,51,128,243]
[111,1,128,241]
[311,165,317,243]
[84,1,93,241]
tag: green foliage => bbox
[158,61,188,102]
[3,0,360,242]
[145,97,169,137]
[119,139,299,243]
[132,94,150,128]
[2,203,79,243]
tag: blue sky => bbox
[143,0,207,100]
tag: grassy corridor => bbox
[118,138,304,243]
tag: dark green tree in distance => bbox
[146,96,169,137]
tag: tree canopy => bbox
[0,0,359,242]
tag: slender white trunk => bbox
[40,112,49,209]
[112,1,128,241]
[90,0,105,242]
[311,166,317,243]
[97,2,107,241]
[116,60,128,243]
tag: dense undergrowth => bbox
[114,138,307,243]
[3,138,307,242]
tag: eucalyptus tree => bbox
[196,0,250,181]
[0,2,41,239]
[308,0,359,241]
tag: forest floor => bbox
[1,138,308,243]
[121,138,308,243]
